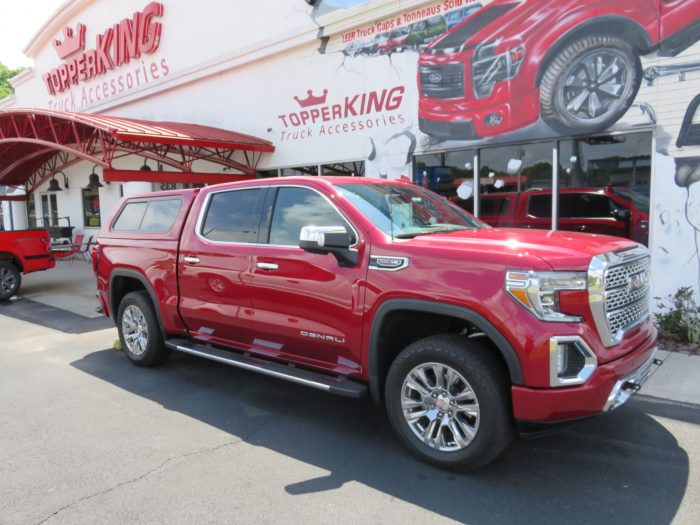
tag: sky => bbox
[0,0,66,68]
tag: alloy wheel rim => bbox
[122,305,148,356]
[561,50,632,124]
[0,268,16,295]
[401,362,480,452]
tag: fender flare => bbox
[109,269,167,339]
[368,299,524,403]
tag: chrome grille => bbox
[589,246,651,347]
[419,64,465,99]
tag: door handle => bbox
[256,262,279,271]
[184,256,200,264]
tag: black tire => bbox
[385,334,513,471]
[540,35,642,135]
[0,261,21,301]
[117,291,171,367]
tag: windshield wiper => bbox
[394,226,471,239]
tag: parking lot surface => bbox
[0,314,699,525]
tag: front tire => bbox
[540,35,642,135]
[385,334,513,471]
[0,261,21,301]
[117,291,171,367]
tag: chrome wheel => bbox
[0,267,17,296]
[560,50,633,125]
[401,362,480,452]
[121,305,149,356]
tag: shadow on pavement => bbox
[72,349,691,525]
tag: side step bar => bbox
[165,338,368,398]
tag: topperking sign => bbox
[43,1,167,105]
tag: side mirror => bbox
[612,208,631,221]
[300,226,358,267]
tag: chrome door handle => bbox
[256,262,279,271]
[184,256,200,264]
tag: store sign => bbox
[43,2,164,96]
[276,86,406,142]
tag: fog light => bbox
[549,337,597,387]
[485,114,503,126]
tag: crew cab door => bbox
[178,186,268,349]
[248,185,368,374]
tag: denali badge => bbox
[627,270,650,292]
[300,331,346,344]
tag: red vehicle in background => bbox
[418,0,700,140]
[0,229,55,301]
[378,28,410,55]
[454,186,650,245]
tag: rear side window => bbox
[480,196,510,216]
[113,202,148,231]
[201,188,264,243]
[112,198,181,233]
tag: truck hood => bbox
[405,228,640,271]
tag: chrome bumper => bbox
[603,348,660,412]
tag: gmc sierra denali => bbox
[94,176,658,470]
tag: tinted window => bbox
[269,188,349,246]
[560,194,618,219]
[140,199,181,232]
[432,4,516,50]
[480,196,510,216]
[202,189,264,243]
[113,202,148,231]
[527,195,552,219]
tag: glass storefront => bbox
[413,131,652,245]
[82,188,101,228]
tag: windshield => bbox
[335,183,484,238]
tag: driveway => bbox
[0,314,698,525]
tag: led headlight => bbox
[505,270,586,322]
[472,40,525,99]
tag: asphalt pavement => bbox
[0,313,698,525]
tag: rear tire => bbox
[117,291,171,367]
[385,334,513,471]
[0,261,21,301]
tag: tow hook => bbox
[622,381,641,392]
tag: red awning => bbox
[0,109,274,198]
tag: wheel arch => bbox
[368,299,524,403]
[536,15,653,86]
[0,252,23,272]
[109,269,167,339]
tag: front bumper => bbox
[512,340,659,422]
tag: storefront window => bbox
[82,188,101,228]
[27,195,37,228]
[321,161,365,176]
[414,150,475,198]
[281,166,318,176]
[558,132,651,245]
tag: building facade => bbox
[2,0,700,305]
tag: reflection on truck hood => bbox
[405,227,639,271]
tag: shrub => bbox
[654,287,700,343]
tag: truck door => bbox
[659,0,700,56]
[248,185,368,374]
[177,186,268,349]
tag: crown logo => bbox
[52,24,87,60]
[294,89,328,108]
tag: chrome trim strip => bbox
[194,184,360,249]
[369,255,410,271]
[549,336,597,387]
[604,348,659,412]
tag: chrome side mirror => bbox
[299,226,357,267]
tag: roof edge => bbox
[23,0,96,58]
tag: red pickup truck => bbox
[418,0,700,139]
[454,187,650,245]
[95,177,657,471]
[0,229,55,301]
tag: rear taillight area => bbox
[92,244,100,274]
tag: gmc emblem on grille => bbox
[627,270,649,292]
[429,72,443,83]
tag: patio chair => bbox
[52,233,84,262]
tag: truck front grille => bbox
[589,246,651,347]
[419,64,465,99]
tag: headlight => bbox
[505,270,586,322]
[472,40,525,98]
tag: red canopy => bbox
[0,109,275,198]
